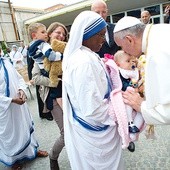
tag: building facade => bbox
[0,1,44,48]
[0,1,16,42]
[14,7,44,43]
[108,3,170,24]
[1,0,170,47]
[24,0,170,42]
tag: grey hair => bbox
[114,23,146,40]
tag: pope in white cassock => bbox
[0,51,40,168]
[114,16,170,125]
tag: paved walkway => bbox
[0,86,170,170]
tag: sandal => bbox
[37,150,48,157]
[12,163,23,170]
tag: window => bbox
[106,15,110,23]
[145,5,160,16]
[112,13,124,23]
[152,17,160,24]
[127,9,141,18]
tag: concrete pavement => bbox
[0,86,170,170]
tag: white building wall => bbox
[0,1,16,41]
[14,8,44,44]
[0,1,44,45]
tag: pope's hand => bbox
[122,88,144,113]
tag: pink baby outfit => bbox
[105,58,131,149]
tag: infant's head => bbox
[114,50,137,70]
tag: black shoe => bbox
[127,142,135,152]
[40,112,53,121]
[50,159,59,170]
[40,113,47,119]
[46,112,53,121]
[129,125,140,133]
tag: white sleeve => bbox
[0,76,12,113]
[16,71,28,95]
[41,42,61,61]
[141,101,170,124]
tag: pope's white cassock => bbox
[141,24,170,124]
[0,57,38,166]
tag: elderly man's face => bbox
[114,35,142,58]
[141,11,150,24]
[91,2,108,21]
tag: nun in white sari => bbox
[62,11,124,170]
[0,55,38,167]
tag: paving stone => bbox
[0,86,170,169]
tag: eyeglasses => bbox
[96,33,106,40]
[54,31,66,37]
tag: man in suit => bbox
[91,0,120,58]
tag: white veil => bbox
[62,10,107,71]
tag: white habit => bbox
[62,11,124,170]
[63,47,124,170]
[0,57,38,166]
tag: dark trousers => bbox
[35,85,44,117]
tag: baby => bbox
[114,50,144,140]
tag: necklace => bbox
[144,24,153,56]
